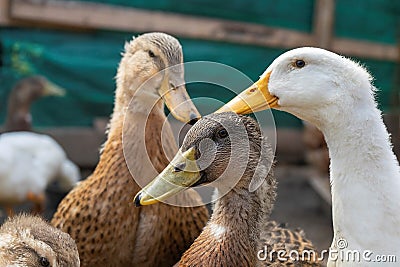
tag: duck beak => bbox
[133,147,201,206]
[42,80,66,97]
[159,78,201,125]
[215,71,278,114]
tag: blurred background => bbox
[0,0,399,258]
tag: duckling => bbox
[0,132,80,216]
[135,112,320,266]
[0,214,80,267]
[4,76,65,132]
[51,33,208,267]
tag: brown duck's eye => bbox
[39,257,50,267]
[148,50,155,57]
[217,129,228,139]
[294,59,306,68]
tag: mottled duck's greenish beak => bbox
[134,147,201,206]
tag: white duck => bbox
[0,132,80,216]
[217,47,400,266]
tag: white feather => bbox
[209,223,226,241]
[0,132,80,204]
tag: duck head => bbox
[0,215,79,267]
[134,112,273,206]
[5,76,66,132]
[116,32,200,124]
[216,47,375,128]
[11,76,65,102]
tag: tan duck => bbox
[4,75,65,132]
[0,214,79,267]
[51,33,209,267]
[135,112,320,266]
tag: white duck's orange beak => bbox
[215,71,279,114]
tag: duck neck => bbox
[180,170,275,267]
[5,94,32,131]
[212,187,265,255]
[101,85,177,183]
[320,104,400,249]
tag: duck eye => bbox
[39,257,50,267]
[148,50,155,58]
[217,129,228,139]
[294,59,306,68]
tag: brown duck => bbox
[0,214,79,267]
[51,33,209,266]
[4,75,65,132]
[135,112,321,266]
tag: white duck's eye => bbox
[294,59,306,68]
[148,50,155,58]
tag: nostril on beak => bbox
[173,162,186,172]
[134,192,142,207]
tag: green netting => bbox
[0,30,122,126]
[335,0,400,45]
[75,0,315,33]
[0,28,301,127]
[74,0,400,44]
[0,0,399,128]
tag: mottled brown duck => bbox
[51,33,209,267]
[0,214,79,267]
[135,113,320,267]
[4,75,65,132]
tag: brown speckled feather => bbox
[51,33,208,267]
[260,221,320,266]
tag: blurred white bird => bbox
[0,132,80,216]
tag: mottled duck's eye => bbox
[294,59,306,68]
[217,129,228,139]
[39,257,50,267]
[148,50,155,58]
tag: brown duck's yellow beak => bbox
[42,80,66,97]
[215,71,279,115]
[159,78,201,124]
[134,147,201,206]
